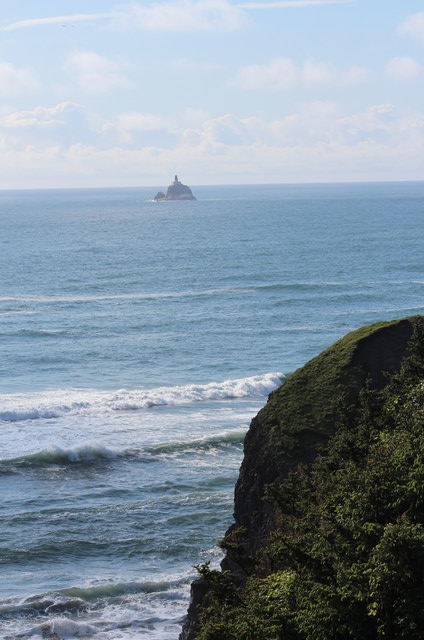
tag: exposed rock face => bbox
[180,315,423,640]
[153,175,196,201]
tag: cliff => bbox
[181,315,424,640]
[153,175,196,201]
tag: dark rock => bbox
[153,191,166,201]
[153,176,196,201]
[179,578,210,640]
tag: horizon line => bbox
[0,178,422,192]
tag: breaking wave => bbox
[0,578,190,639]
[146,431,246,456]
[0,431,246,469]
[0,578,185,617]
[0,372,283,423]
[0,444,120,468]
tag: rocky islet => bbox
[153,175,197,201]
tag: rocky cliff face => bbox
[180,316,423,640]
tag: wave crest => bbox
[3,444,119,467]
[0,432,246,469]
[0,578,187,619]
[147,431,245,457]
[0,372,283,423]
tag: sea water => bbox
[1,182,424,639]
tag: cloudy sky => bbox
[1,0,423,188]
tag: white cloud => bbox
[115,112,173,142]
[340,66,371,86]
[232,57,369,91]
[261,58,296,89]
[233,58,301,90]
[0,103,423,187]
[0,102,94,150]
[301,59,332,85]
[0,62,39,95]
[181,108,212,130]
[117,112,172,133]
[3,3,242,35]
[399,12,424,46]
[336,104,395,137]
[385,56,422,80]
[0,0,350,34]
[202,113,258,145]
[3,102,82,129]
[116,0,247,32]
[65,51,133,94]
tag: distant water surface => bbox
[1,182,424,638]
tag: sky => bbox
[0,0,423,188]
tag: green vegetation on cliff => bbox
[253,317,417,453]
[194,318,424,640]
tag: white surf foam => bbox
[5,577,192,639]
[0,372,283,423]
[28,617,100,638]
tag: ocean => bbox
[1,182,424,639]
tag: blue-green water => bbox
[1,182,424,638]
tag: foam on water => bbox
[0,372,283,423]
[1,578,192,640]
[0,286,256,304]
[29,618,100,638]
[1,580,187,617]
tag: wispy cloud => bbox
[0,0,247,32]
[65,51,133,95]
[0,12,117,31]
[0,3,246,34]
[115,112,173,142]
[0,61,39,95]
[232,57,369,91]
[232,58,327,90]
[115,1,247,32]
[0,0,347,34]
[385,56,422,80]
[399,12,424,46]
[340,66,371,86]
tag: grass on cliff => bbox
[195,320,424,640]
[259,318,413,451]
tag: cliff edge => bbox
[181,315,424,640]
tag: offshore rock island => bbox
[153,175,197,201]
[181,315,424,640]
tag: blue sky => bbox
[0,1,423,188]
